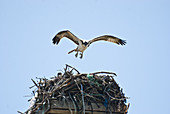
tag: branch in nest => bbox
[65,64,80,74]
[90,71,117,76]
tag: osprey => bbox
[52,30,126,59]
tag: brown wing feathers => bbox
[52,31,66,44]
[52,36,60,45]
[52,30,79,45]
[52,30,126,47]
[117,39,126,45]
[89,35,126,46]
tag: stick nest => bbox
[19,64,129,114]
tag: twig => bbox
[90,71,117,76]
[106,92,129,101]
[65,64,80,74]
[69,92,77,114]
[81,84,85,114]
[31,79,39,87]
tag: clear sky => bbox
[0,0,170,114]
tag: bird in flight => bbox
[52,30,126,59]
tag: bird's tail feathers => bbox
[68,49,76,54]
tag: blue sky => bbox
[0,0,170,114]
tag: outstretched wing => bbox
[52,30,80,45]
[88,35,126,46]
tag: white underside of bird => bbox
[77,40,88,52]
[67,40,88,58]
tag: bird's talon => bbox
[80,53,83,59]
[75,53,78,57]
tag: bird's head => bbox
[81,40,90,47]
[83,41,88,46]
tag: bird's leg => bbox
[80,52,83,59]
[75,52,78,57]
[74,47,79,58]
